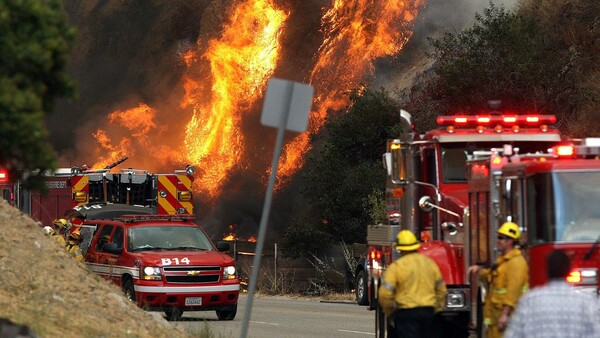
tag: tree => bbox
[401,3,578,134]
[299,88,402,245]
[0,0,76,190]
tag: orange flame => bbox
[222,224,256,242]
[92,103,158,169]
[183,0,288,197]
[88,0,425,208]
[275,0,425,185]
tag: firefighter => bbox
[468,221,529,338]
[50,219,68,246]
[378,230,446,338]
[65,231,85,264]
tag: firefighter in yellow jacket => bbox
[50,219,68,247]
[468,222,529,338]
[65,231,85,264]
[378,230,446,338]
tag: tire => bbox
[355,270,369,305]
[165,308,184,321]
[122,278,136,303]
[216,304,237,320]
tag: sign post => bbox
[240,78,313,338]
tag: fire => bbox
[86,0,425,227]
[276,0,425,185]
[222,224,256,242]
[183,0,288,197]
[92,103,157,169]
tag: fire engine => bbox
[362,110,567,337]
[464,138,600,333]
[0,158,196,226]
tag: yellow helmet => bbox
[394,230,420,251]
[498,221,521,240]
[53,219,68,229]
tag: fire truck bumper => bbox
[134,282,240,311]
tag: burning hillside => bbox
[55,0,430,239]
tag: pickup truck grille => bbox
[163,266,221,284]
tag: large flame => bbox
[183,0,287,197]
[276,0,425,184]
[87,0,425,232]
[92,103,158,169]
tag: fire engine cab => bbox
[364,110,566,337]
[467,138,600,291]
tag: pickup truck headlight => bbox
[223,265,236,280]
[142,266,162,281]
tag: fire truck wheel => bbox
[165,308,183,321]
[216,304,237,320]
[122,278,136,302]
[355,270,369,305]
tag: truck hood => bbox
[132,250,235,267]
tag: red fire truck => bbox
[0,158,196,226]
[364,110,566,337]
[465,138,600,334]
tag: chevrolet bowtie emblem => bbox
[187,270,200,276]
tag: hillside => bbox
[0,198,190,338]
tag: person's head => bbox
[394,230,420,252]
[547,250,571,280]
[53,219,68,231]
[42,226,53,235]
[497,221,520,253]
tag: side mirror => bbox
[419,196,435,212]
[103,242,122,255]
[216,241,231,252]
[389,140,409,185]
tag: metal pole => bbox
[274,243,278,291]
[240,83,293,338]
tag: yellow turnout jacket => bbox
[378,252,446,317]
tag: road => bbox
[174,294,375,338]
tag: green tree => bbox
[280,217,332,260]
[402,2,577,133]
[0,0,76,190]
[299,88,401,245]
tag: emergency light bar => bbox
[0,170,8,183]
[436,114,556,127]
[116,214,196,223]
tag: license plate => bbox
[185,297,202,306]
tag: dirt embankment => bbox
[0,199,190,338]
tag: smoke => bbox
[51,0,513,241]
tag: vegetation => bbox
[281,89,401,256]
[0,0,76,191]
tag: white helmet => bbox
[42,226,53,235]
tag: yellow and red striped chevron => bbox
[157,174,193,215]
[70,175,89,207]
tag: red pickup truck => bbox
[75,204,240,321]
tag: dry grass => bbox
[0,199,194,338]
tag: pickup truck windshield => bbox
[527,171,600,244]
[127,225,214,252]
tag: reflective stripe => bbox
[484,318,492,325]
[382,280,395,292]
[135,284,240,293]
[493,288,507,294]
